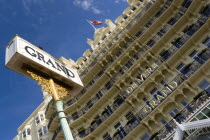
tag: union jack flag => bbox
[88,20,102,25]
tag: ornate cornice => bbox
[27,70,70,99]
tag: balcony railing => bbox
[52,126,62,140]
[183,48,210,78]
[48,112,57,129]
[152,91,210,140]
[45,99,53,116]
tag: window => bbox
[196,112,208,120]
[125,60,133,69]
[105,81,113,90]
[172,37,184,48]
[181,100,188,107]
[113,122,126,138]
[38,128,43,137]
[114,122,121,130]
[182,0,192,8]
[40,114,44,121]
[114,96,124,106]
[38,126,48,138]
[161,119,167,125]
[87,100,93,108]
[22,130,26,138]
[157,28,166,37]
[78,127,85,138]
[160,80,167,87]
[202,107,210,118]
[150,87,158,96]
[27,128,30,135]
[72,112,79,120]
[189,50,198,59]
[22,128,31,138]
[35,114,44,125]
[176,63,185,71]
[135,30,143,37]
[202,37,210,47]
[181,100,193,112]
[143,97,150,105]
[170,108,179,117]
[161,119,173,132]
[198,79,210,93]
[96,91,103,99]
[160,50,171,60]
[43,126,48,135]
[141,133,150,140]
[103,132,111,140]
[35,116,40,125]
[146,39,155,47]
[125,112,134,120]
[199,5,210,17]
[145,20,152,28]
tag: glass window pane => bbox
[196,113,207,120]
[161,119,167,125]
[189,50,198,58]
[141,133,150,140]
[38,128,42,137]
[206,86,210,94]
[202,108,210,118]
[198,80,210,90]
[22,130,26,137]
[27,128,30,135]
[203,37,210,46]
[181,101,188,106]
[43,126,48,134]
[150,87,158,95]
[169,137,173,140]
[176,63,185,71]
[35,117,40,124]
[40,114,44,121]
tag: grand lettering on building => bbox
[124,62,183,115]
[125,62,159,94]
[143,81,178,114]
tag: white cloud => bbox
[81,0,92,10]
[73,0,102,14]
[115,0,126,3]
[91,7,101,14]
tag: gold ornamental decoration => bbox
[27,70,70,99]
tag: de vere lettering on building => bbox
[125,62,178,114]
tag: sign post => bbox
[5,35,84,140]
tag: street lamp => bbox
[5,35,83,140]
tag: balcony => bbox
[52,126,62,140]
[199,5,210,17]
[75,98,125,139]
[183,48,210,77]
[48,112,58,130]
[45,99,55,119]
[168,12,183,26]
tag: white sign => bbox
[5,35,83,95]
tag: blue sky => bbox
[0,0,129,139]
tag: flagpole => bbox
[86,20,96,30]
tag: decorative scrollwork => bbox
[27,70,70,99]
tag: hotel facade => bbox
[14,0,210,139]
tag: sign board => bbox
[5,35,83,96]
